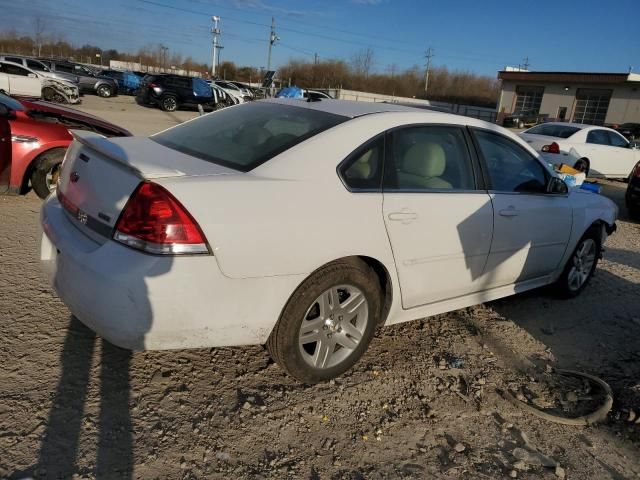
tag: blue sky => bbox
[1,0,638,76]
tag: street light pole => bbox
[211,16,221,78]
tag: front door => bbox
[1,63,41,97]
[471,129,572,288]
[0,115,11,194]
[382,125,493,309]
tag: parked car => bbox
[211,80,250,104]
[304,89,333,100]
[613,122,640,141]
[0,55,79,85]
[626,160,640,218]
[38,59,118,98]
[97,69,141,95]
[40,99,617,383]
[0,61,80,104]
[226,80,255,98]
[520,122,640,178]
[0,93,130,199]
[136,74,215,112]
[502,109,542,129]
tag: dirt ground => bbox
[1,98,640,479]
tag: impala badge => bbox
[70,171,80,183]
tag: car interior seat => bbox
[397,142,453,189]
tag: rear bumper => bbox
[40,194,305,350]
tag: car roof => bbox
[263,98,427,118]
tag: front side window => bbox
[55,63,74,73]
[1,63,29,76]
[607,131,628,148]
[340,136,384,190]
[385,126,475,191]
[152,102,347,171]
[586,129,610,145]
[474,130,547,193]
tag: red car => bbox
[0,94,130,199]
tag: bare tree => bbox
[350,48,374,78]
[34,17,46,57]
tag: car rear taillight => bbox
[113,182,209,255]
[541,142,560,154]
[148,82,157,88]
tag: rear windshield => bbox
[525,124,581,138]
[151,102,347,171]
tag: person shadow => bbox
[14,137,174,479]
[34,317,133,479]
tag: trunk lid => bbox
[57,131,236,243]
[519,133,561,151]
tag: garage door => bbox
[514,85,544,113]
[572,88,612,126]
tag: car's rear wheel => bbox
[160,95,178,112]
[97,84,113,98]
[574,158,590,176]
[31,148,66,199]
[554,227,601,297]
[267,259,381,383]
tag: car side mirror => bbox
[28,73,37,78]
[548,176,569,194]
[629,141,640,150]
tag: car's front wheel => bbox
[31,148,66,199]
[267,259,381,383]
[96,84,113,98]
[555,227,601,297]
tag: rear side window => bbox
[340,136,384,190]
[586,130,610,145]
[152,102,347,171]
[385,126,475,191]
[27,59,45,71]
[525,124,581,138]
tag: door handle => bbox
[388,211,418,223]
[499,207,518,217]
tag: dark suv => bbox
[136,74,215,112]
[37,59,117,98]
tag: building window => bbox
[514,86,544,113]
[572,89,612,126]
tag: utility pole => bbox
[211,16,221,78]
[424,47,434,96]
[160,45,168,71]
[267,17,279,72]
[522,56,530,70]
[314,53,319,65]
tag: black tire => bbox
[31,148,66,199]
[574,158,590,176]
[267,259,382,384]
[160,95,178,112]
[96,84,113,98]
[554,226,601,298]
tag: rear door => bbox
[382,125,493,308]
[471,129,572,288]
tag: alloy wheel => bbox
[298,284,369,370]
[567,239,596,291]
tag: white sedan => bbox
[520,122,640,178]
[40,99,617,383]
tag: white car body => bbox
[0,61,80,104]
[520,122,640,178]
[212,80,246,104]
[40,99,617,353]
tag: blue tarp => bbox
[275,86,304,98]
[121,72,141,91]
[193,78,213,98]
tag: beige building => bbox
[497,70,640,126]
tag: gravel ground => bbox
[0,97,639,479]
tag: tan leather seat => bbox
[346,149,373,179]
[397,142,452,189]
